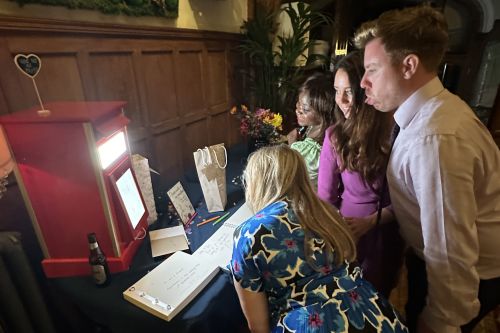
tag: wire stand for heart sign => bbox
[14,54,50,117]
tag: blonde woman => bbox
[230,145,407,333]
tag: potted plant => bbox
[238,1,333,128]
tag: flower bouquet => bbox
[230,105,283,144]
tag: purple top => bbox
[317,126,389,218]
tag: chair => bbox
[0,232,56,333]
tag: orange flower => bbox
[230,104,282,141]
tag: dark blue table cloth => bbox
[52,144,250,333]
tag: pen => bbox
[197,215,221,227]
[185,211,198,225]
[213,212,231,226]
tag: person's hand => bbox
[344,215,376,240]
[287,128,299,144]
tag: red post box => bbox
[0,101,148,277]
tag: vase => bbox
[247,137,269,154]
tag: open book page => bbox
[193,203,253,270]
[123,251,219,322]
[123,203,253,322]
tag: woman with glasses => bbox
[317,51,404,298]
[287,72,336,190]
[230,145,408,333]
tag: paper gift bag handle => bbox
[212,146,227,169]
[197,147,212,166]
[196,146,227,169]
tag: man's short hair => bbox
[354,5,449,72]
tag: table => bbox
[52,145,251,333]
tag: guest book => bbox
[194,202,252,270]
[123,251,218,321]
[123,203,253,321]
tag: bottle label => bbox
[91,265,107,285]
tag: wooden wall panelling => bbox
[0,82,8,116]
[206,43,230,147]
[206,47,228,108]
[88,51,140,122]
[34,53,85,103]
[140,52,178,122]
[176,42,206,119]
[129,48,151,160]
[0,37,38,113]
[151,128,184,188]
[143,44,183,188]
[8,50,84,108]
[227,48,247,146]
[5,36,94,110]
[76,50,97,101]
[175,43,208,174]
[0,17,244,192]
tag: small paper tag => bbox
[166,182,195,224]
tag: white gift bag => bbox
[131,154,158,225]
[193,144,227,212]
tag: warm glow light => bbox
[97,131,127,169]
[0,126,14,176]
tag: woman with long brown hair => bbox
[317,50,404,298]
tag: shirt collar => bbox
[394,76,445,129]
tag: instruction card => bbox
[166,182,195,224]
[149,226,189,258]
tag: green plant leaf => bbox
[238,0,332,120]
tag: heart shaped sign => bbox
[14,54,41,78]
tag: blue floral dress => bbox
[230,201,408,333]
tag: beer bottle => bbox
[87,232,110,286]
